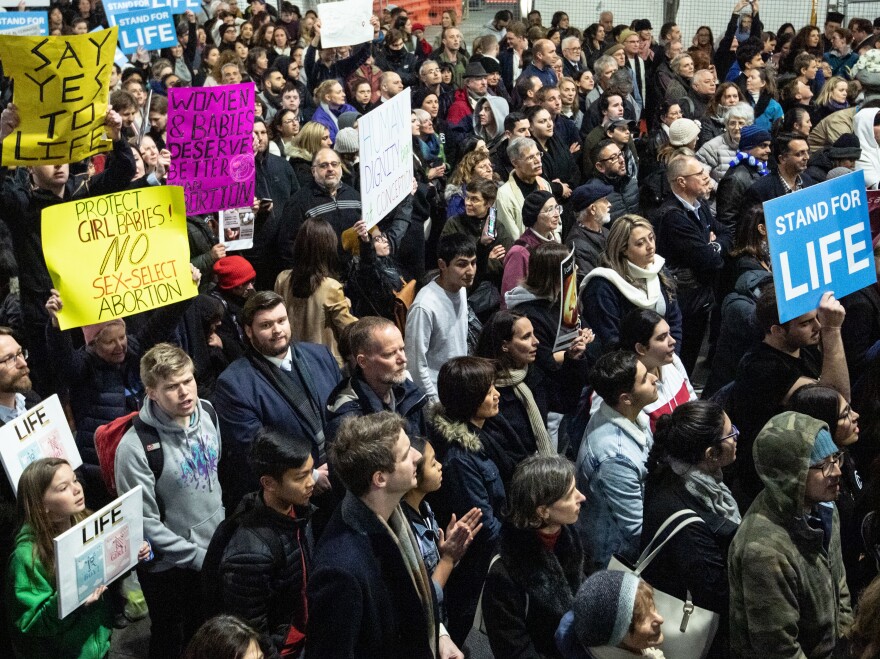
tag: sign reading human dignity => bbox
[41,186,197,330]
[166,83,256,215]
[0,28,118,165]
[764,170,877,323]
[55,486,144,618]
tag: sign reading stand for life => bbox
[0,394,81,493]
[764,171,877,323]
[55,486,144,618]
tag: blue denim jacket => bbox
[575,402,653,572]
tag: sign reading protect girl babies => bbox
[55,486,144,618]
[0,394,81,492]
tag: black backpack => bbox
[200,499,286,621]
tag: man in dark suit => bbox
[213,291,341,511]
[561,35,584,79]
[655,156,733,373]
[306,412,461,658]
[744,132,817,208]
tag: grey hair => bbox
[723,101,755,124]
[670,53,693,75]
[412,108,431,123]
[561,35,580,50]
[666,154,699,184]
[593,55,617,76]
[691,69,715,86]
[507,136,537,162]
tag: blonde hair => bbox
[600,214,673,292]
[315,79,343,105]
[294,121,330,158]
[140,342,194,389]
[815,75,849,107]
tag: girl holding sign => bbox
[5,458,149,658]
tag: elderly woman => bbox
[556,570,666,658]
[697,102,754,182]
[483,455,587,658]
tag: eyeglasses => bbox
[314,161,341,169]
[720,425,739,443]
[680,170,708,179]
[541,204,563,216]
[598,151,624,163]
[282,119,298,125]
[809,451,844,478]
[0,348,27,368]
[521,153,542,163]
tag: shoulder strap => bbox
[132,416,165,522]
[200,399,219,431]
[250,524,286,573]
[633,509,704,574]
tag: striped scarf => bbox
[728,151,769,176]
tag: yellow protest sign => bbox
[0,28,117,165]
[41,185,197,330]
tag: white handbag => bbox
[607,509,720,659]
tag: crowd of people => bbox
[4,1,880,658]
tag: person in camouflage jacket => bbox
[728,411,853,658]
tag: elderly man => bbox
[522,38,558,86]
[495,137,554,243]
[561,36,585,78]
[585,54,619,107]
[447,61,490,125]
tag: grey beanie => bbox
[573,570,640,648]
[338,111,361,130]
[334,127,359,154]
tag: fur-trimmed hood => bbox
[427,403,482,453]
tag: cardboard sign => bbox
[55,486,144,618]
[0,28,117,165]
[220,207,255,251]
[0,12,48,36]
[765,171,877,323]
[166,83,257,215]
[114,7,176,54]
[41,186,197,330]
[553,248,580,351]
[359,87,413,229]
[316,0,373,48]
[0,394,80,492]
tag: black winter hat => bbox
[829,133,862,160]
[522,190,554,227]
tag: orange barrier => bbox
[373,0,461,26]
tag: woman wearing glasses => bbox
[641,400,741,658]
[501,191,561,304]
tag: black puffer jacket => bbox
[716,161,767,230]
[217,492,312,657]
[482,524,585,659]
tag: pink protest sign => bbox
[166,83,256,215]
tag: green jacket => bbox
[728,412,853,659]
[5,525,112,659]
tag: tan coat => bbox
[274,272,357,367]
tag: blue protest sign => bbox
[0,11,48,36]
[114,7,177,54]
[765,170,877,323]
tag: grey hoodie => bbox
[474,96,510,142]
[115,397,224,572]
[504,284,541,309]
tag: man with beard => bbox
[584,139,640,221]
[258,69,286,121]
[0,327,39,657]
[404,233,476,401]
[213,291,341,512]
[326,317,428,443]
[565,180,614,282]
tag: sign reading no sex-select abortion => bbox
[166,83,256,215]
[765,170,877,323]
[0,28,117,165]
[41,186,197,330]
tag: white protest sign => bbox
[55,486,144,618]
[219,207,255,250]
[359,87,413,229]
[316,0,373,49]
[0,394,80,493]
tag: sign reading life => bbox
[42,186,197,330]
[765,171,877,323]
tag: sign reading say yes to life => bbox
[55,486,144,618]
[765,171,877,323]
[0,394,80,492]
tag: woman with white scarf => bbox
[854,106,880,190]
[580,215,682,353]
[640,400,741,659]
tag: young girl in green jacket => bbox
[5,458,149,658]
